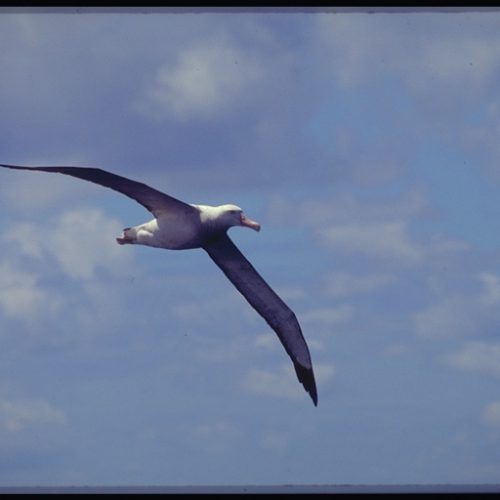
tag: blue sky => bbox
[1,7,500,487]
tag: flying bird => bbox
[0,163,318,406]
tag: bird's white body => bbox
[118,211,201,249]
[117,203,260,250]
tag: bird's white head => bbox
[202,204,261,233]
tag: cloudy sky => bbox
[1,7,500,487]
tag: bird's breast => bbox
[137,214,204,250]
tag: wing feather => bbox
[203,233,318,406]
[0,164,196,218]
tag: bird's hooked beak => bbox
[240,213,261,232]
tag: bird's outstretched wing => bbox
[203,233,318,406]
[0,164,197,218]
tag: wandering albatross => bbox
[0,163,318,406]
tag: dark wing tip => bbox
[294,362,318,406]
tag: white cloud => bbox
[243,362,335,402]
[0,162,91,212]
[0,260,59,319]
[261,430,289,451]
[0,396,67,432]
[190,420,241,455]
[320,221,422,263]
[138,40,264,120]
[461,101,500,173]
[414,296,477,340]
[317,13,500,92]
[324,271,397,298]
[254,333,277,350]
[478,272,500,306]
[415,272,500,340]
[0,207,134,335]
[300,305,353,327]
[50,208,131,280]
[194,421,240,440]
[445,341,500,377]
[274,286,306,301]
[3,208,133,281]
[3,223,45,259]
[267,190,458,266]
[382,343,411,358]
[268,189,430,229]
[483,401,500,427]
[414,36,500,90]
[243,365,311,401]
